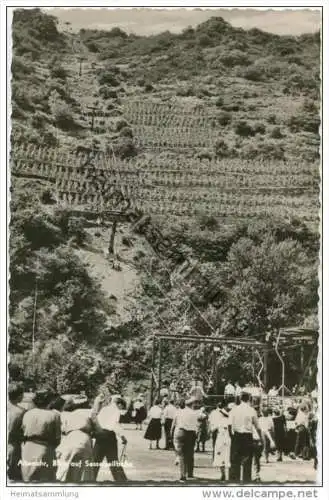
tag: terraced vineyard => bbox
[11,10,321,229]
[11,141,319,222]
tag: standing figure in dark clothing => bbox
[133,395,147,430]
[163,399,177,450]
[7,382,25,481]
[272,409,286,462]
[228,392,262,483]
[196,406,208,452]
[309,411,318,470]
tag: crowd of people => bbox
[8,383,129,483]
[7,378,318,484]
[142,380,318,482]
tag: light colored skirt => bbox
[21,442,56,482]
[213,428,231,468]
[56,430,94,483]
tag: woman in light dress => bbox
[21,390,61,482]
[212,402,232,481]
[56,397,95,483]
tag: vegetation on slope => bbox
[9,9,320,396]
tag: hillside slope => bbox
[9,9,320,396]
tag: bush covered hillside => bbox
[9,8,320,397]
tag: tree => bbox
[217,235,318,338]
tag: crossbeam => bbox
[154,333,267,349]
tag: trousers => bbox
[230,433,253,483]
[92,429,127,482]
[175,429,197,478]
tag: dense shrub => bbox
[176,86,194,97]
[195,149,213,161]
[144,83,154,92]
[119,126,134,138]
[242,141,285,161]
[220,50,251,67]
[199,215,218,231]
[267,114,277,124]
[11,56,34,78]
[50,65,67,80]
[31,111,50,129]
[115,119,129,132]
[270,126,284,139]
[254,123,266,135]
[287,114,320,134]
[99,85,118,99]
[235,121,255,137]
[98,72,120,87]
[215,97,224,107]
[113,137,137,159]
[53,106,80,131]
[85,41,99,53]
[217,111,232,126]
[42,131,58,147]
[214,139,231,158]
[240,66,264,82]
[197,34,213,47]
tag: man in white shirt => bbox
[224,380,235,401]
[228,392,262,483]
[163,399,177,450]
[174,397,200,481]
[234,382,242,401]
[92,397,128,482]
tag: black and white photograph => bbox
[2,2,325,490]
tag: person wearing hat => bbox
[92,396,128,481]
[21,389,61,482]
[8,382,25,481]
[228,391,262,483]
[172,396,200,481]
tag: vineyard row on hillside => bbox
[11,143,319,176]
[55,190,318,221]
[12,161,317,190]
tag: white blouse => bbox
[148,405,162,419]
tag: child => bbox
[259,408,275,463]
[272,407,286,462]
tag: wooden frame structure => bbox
[275,327,318,398]
[149,333,268,406]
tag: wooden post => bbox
[78,56,84,76]
[300,343,305,371]
[108,220,117,256]
[212,349,216,386]
[158,338,163,399]
[87,105,99,131]
[203,343,207,388]
[263,349,268,391]
[251,348,255,383]
[149,336,156,408]
[32,280,38,374]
